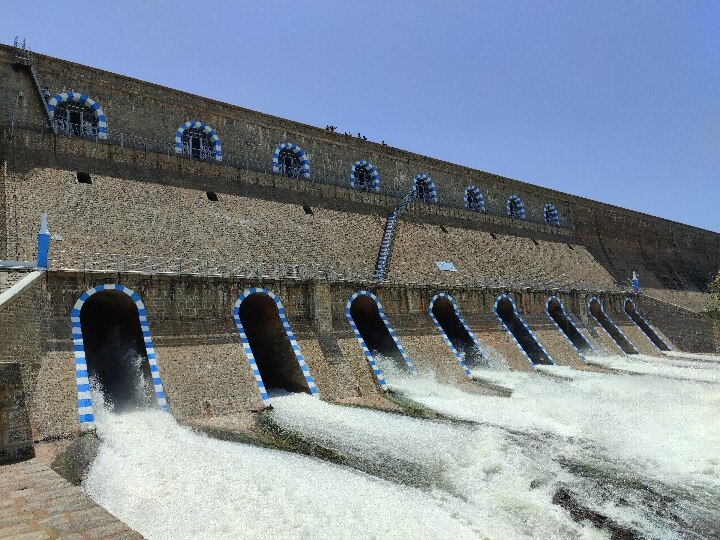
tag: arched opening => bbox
[349,295,408,371]
[80,291,154,412]
[507,195,525,219]
[182,127,214,160]
[495,297,553,365]
[624,299,670,351]
[465,186,484,211]
[239,293,311,394]
[52,101,99,138]
[412,174,437,203]
[589,298,638,354]
[431,296,485,368]
[547,298,592,354]
[415,179,428,201]
[544,204,560,226]
[278,148,302,178]
[354,165,372,191]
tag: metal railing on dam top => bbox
[47,250,626,293]
[4,119,572,231]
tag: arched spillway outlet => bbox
[494,295,554,366]
[233,288,319,404]
[345,290,416,388]
[624,298,671,351]
[588,297,638,354]
[545,296,594,359]
[428,293,489,376]
[71,284,168,430]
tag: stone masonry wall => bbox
[637,295,716,353]
[4,266,705,440]
[0,362,33,463]
[0,45,574,226]
[388,220,615,288]
[2,42,718,298]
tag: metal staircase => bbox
[12,38,55,131]
[373,193,413,281]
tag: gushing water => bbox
[82,351,720,539]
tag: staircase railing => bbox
[373,193,413,281]
[12,40,54,131]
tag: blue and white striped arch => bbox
[623,297,670,351]
[506,195,526,219]
[47,92,108,139]
[71,284,168,431]
[493,293,555,367]
[272,142,311,178]
[544,204,560,226]
[345,290,416,389]
[232,288,318,405]
[428,293,489,377]
[545,295,593,362]
[412,173,438,203]
[587,296,637,355]
[349,160,381,191]
[464,185,485,211]
[174,121,222,161]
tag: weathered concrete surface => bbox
[0,458,141,539]
[0,362,34,464]
[523,314,586,367]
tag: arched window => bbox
[464,186,485,211]
[272,143,310,179]
[544,204,560,226]
[174,122,222,161]
[184,127,213,160]
[412,173,438,203]
[48,92,107,139]
[506,195,525,219]
[350,161,380,191]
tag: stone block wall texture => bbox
[2,43,717,299]
[0,46,573,225]
[0,362,33,463]
[638,295,716,353]
[388,220,615,288]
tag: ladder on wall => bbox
[12,39,55,131]
[373,193,413,281]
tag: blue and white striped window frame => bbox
[506,195,525,219]
[174,121,222,161]
[544,204,560,226]
[545,295,593,362]
[412,173,438,203]
[428,292,489,377]
[493,293,555,367]
[345,290,416,389]
[47,92,108,139]
[71,284,167,431]
[349,160,381,191]
[232,288,319,405]
[272,142,311,178]
[623,297,670,351]
[587,296,637,355]
[463,185,485,211]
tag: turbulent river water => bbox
[83,352,720,539]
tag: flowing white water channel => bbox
[83,352,720,539]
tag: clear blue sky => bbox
[3,1,718,231]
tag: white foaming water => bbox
[82,350,720,539]
[84,404,481,539]
[367,356,720,537]
[663,350,720,364]
[586,353,720,383]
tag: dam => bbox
[1,41,719,538]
